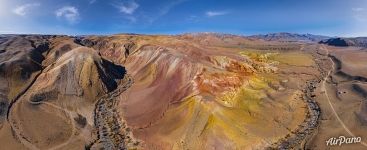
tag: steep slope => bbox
[77,34,321,149]
[0,35,49,124]
[0,35,133,149]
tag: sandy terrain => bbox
[306,46,367,150]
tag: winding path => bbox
[320,45,367,147]
[7,70,44,150]
[27,101,77,150]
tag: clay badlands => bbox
[1,33,367,150]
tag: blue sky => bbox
[0,0,366,36]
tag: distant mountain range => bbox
[319,37,367,47]
[247,32,367,48]
[248,32,330,42]
[2,32,367,48]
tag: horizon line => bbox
[0,31,364,38]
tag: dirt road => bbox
[320,46,367,147]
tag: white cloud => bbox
[89,0,97,4]
[187,15,198,21]
[206,11,228,17]
[55,6,80,24]
[122,15,137,23]
[205,11,228,17]
[145,0,187,24]
[115,0,139,14]
[352,8,364,12]
[13,3,40,16]
[354,15,366,22]
[352,7,366,22]
[158,0,186,17]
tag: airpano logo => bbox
[326,136,361,146]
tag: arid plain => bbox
[0,33,367,150]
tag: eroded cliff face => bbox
[81,34,318,149]
[0,34,321,149]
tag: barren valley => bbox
[0,33,367,150]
